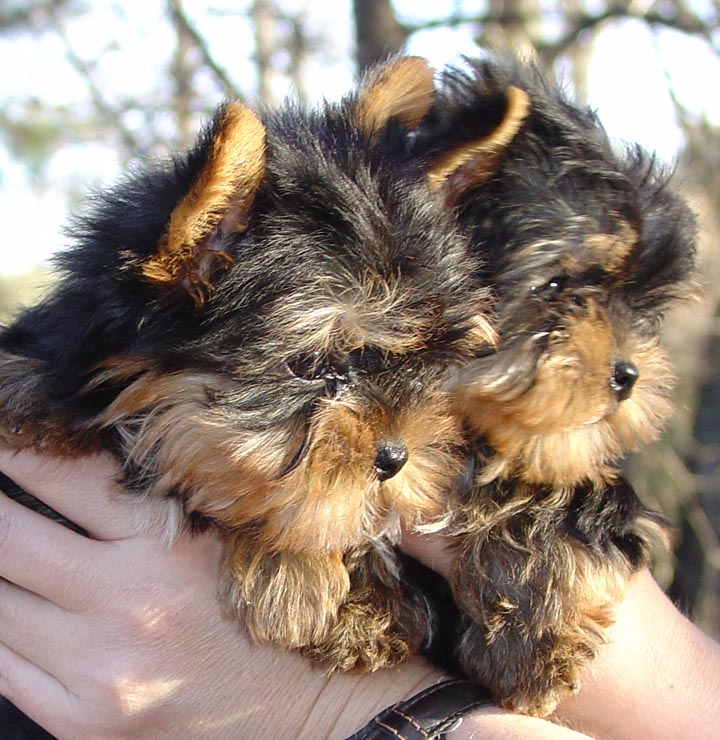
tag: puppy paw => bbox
[302,599,411,673]
[224,544,351,648]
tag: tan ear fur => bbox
[356,56,435,141]
[427,86,529,203]
[142,101,267,305]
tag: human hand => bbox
[0,448,599,740]
[0,448,447,740]
[400,528,720,740]
[5,447,699,740]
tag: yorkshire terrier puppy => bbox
[413,56,698,715]
[0,57,497,675]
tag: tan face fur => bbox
[455,302,674,488]
[451,220,677,488]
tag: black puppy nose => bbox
[374,440,408,481]
[610,360,639,401]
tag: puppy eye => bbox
[350,347,386,374]
[530,275,567,300]
[287,351,330,381]
[544,275,567,294]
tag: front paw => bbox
[302,596,412,673]
[224,543,350,648]
[457,611,604,716]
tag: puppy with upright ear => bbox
[141,101,267,305]
[412,56,697,715]
[0,56,496,673]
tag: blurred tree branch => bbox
[353,0,408,71]
[48,6,143,156]
[167,0,241,101]
[396,1,720,62]
[0,0,76,32]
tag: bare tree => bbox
[352,0,407,72]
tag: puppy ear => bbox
[427,86,529,204]
[142,101,267,305]
[355,56,435,141]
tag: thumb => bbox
[399,529,454,579]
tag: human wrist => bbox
[331,673,594,740]
[315,661,446,740]
[553,568,720,740]
[445,709,595,739]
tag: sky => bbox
[1,1,719,276]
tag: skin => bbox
[404,532,720,740]
[0,449,718,740]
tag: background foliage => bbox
[1,0,718,637]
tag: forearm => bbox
[451,569,720,740]
[403,531,720,740]
[151,653,445,740]
[553,568,720,740]
[447,711,595,739]
[294,661,442,740]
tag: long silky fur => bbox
[0,56,496,702]
[413,54,697,715]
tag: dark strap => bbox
[345,678,495,740]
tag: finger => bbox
[0,490,103,610]
[0,447,172,540]
[400,528,454,579]
[0,579,78,681]
[0,641,72,738]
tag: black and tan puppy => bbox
[0,57,499,673]
[413,56,698,714]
